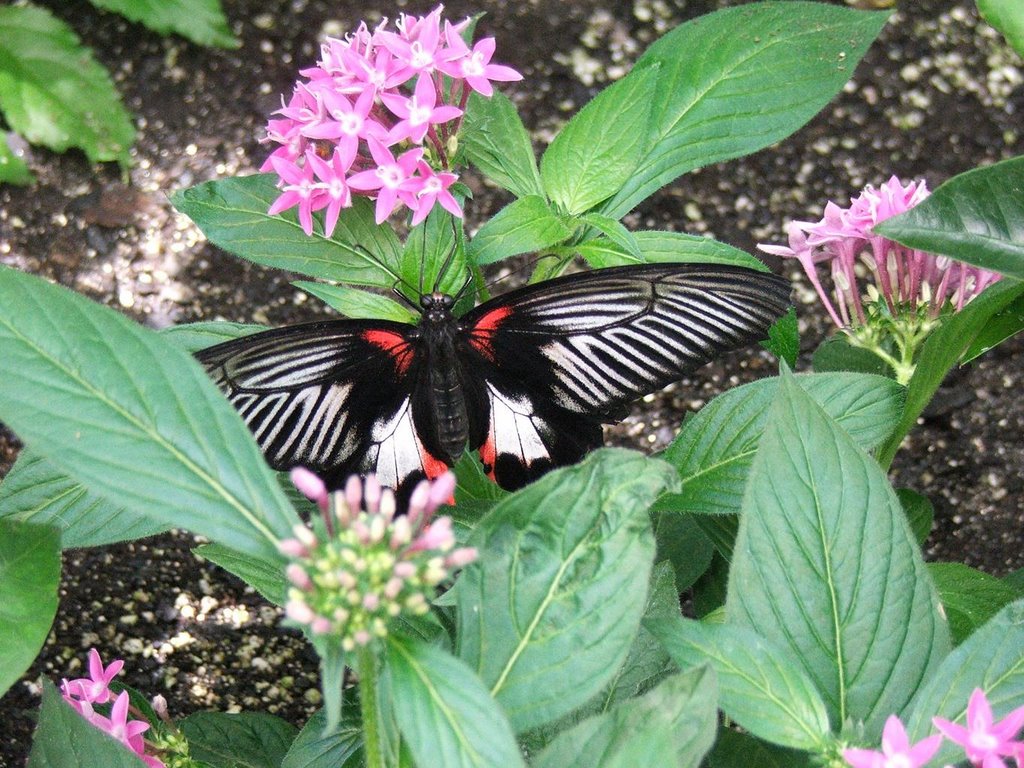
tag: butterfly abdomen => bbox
[419,317,470,464]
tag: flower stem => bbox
[358,644,386,768]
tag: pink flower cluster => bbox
[758,176,1001,329]
[61,649,165,768]
[281,469,476,651]
[263,5,522,234]
[843,688,1024,768]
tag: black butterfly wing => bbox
[196,320,446,491]
[459,263,791,488]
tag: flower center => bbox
[463,52,485,77]
[377,164,403,188]
[409,41,434,69]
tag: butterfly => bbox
[197,263,790,494]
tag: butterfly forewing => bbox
[461,264,792,418]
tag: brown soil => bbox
[1,0,1022,764]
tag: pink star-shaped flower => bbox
[376,7,444,80]
[302,87,386,157]
[347,139,424,223]
[60,648,125,704]
[437,24,522,97]
[268,155,321,236]
[933,688,1024,768]
[404,162,461,225]
[842,715,943,768]
[307,145,356,237]
[381,74,462,145]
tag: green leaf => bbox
[578,213,644,261]
[467,196,571,266]
[456,449,677,733]
[876,278,1024,467]
[896,488,934,546]
[761,308,799,368]
[978,0,1024,56]
[0,521,59,698]
[0,5,134,167]
[281,708,363,768]
[28,679,148,768]
[194,542,288,604]
[578,229,772,270]
[542,66,658,215]
[0,449,168,548]
[904,599,1024,765]
[706,728,814,768]
[928,562,1024,645]
[87,0,238,48]
[646,616,831,751]
[400,207,469,299]
[160,320,266,353]
[461,91,543,199]
[656,372,905,519]
[171,175,404,288]
[0,265,298,563]
[601,3,888,217]
[961,292,1024,363]
[0,132,33,185]
[875,156,1024,279]
[652,511,714,591]
[812,335,896,378]
[385,635,525,768]
[727,374,950,734]
[595,561,679,711]
[532,668,718,768]
[180,712,298,768]
[293,282,416,322]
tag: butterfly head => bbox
[420,291,455,322]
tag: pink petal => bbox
[933,716,971,746]
[881,715,910,754]
[841,747,883,768]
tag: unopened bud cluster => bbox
[280,470,476,651]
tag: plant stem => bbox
[358,644,386,768]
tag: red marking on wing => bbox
[421,450,456,503]
[469,306,512,360]
[363,329,412,374]
[478,434,498,481]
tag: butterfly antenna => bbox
[431,217,463,294]
[350,241,421,308]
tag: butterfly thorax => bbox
[414,292,469,462]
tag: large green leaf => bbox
[600,3,888,217]
[904,600,1024,765]
[180,712,298,768]
[978,0,1024,56]
[171,175,404,288]
[541,65,658,215]
[456,449,677,733]
[876,278,1024,467]
[532,668,718,768]
[280,708,363,768]
[195,543,289,605]
[874,156,1024,279]
[88,0,238,48]
[727,374,950,734]
[657,372,905,518]
[0,321,267,549]
[0,449,167,548]
[0,131,33,185]
[961,292,1024,364]
[928,562,1024,646]
[646,616,831,751]
[385,635,525,768]
[293,281,416,323]
[0,521,60,698]
[577,230,770,271]
[0,266,298,563]
[0,5,134,167]
[28,680,148,768]
[460,91,544,199]
[653,511,714,590]
[467,195,571,266]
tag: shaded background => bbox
[0,0,1022,763]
